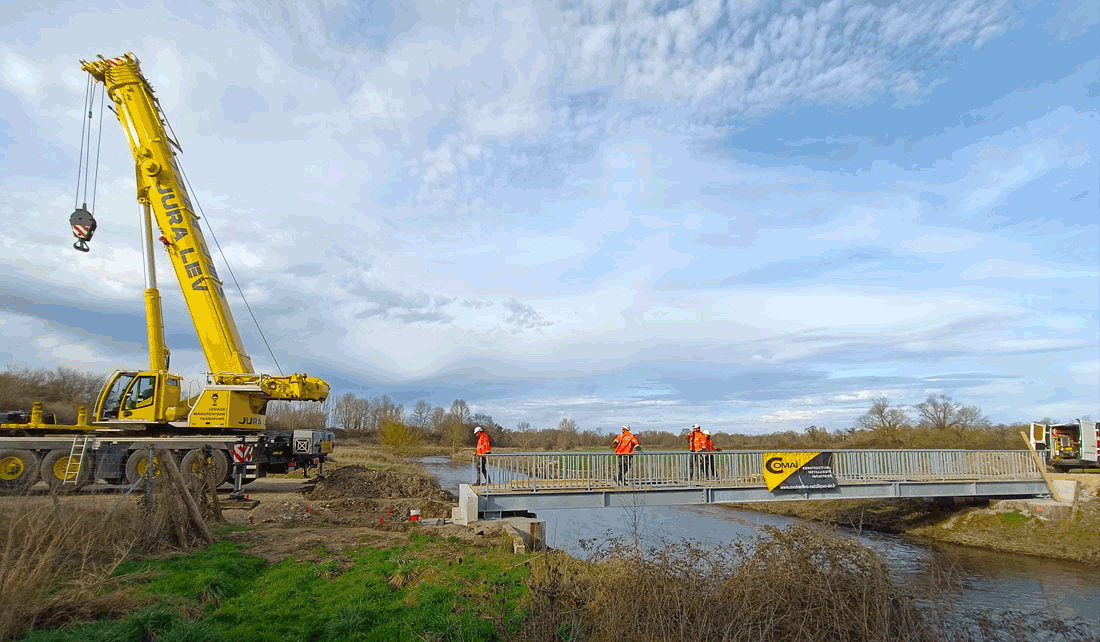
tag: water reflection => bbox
[419,456,1099,627]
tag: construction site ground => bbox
[214,464,485,563]
[0,455,495,565]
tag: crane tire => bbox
[0,449,39,493]
[125,450,171,485]
[40,449,90,492]
[180,448,228,491]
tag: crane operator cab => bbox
[94,370,185,424]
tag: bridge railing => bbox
[478,449,1042,493]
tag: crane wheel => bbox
[125,450,172,485]
[180,448,228,491]
[0,449,39,493]
[40,450,90,492]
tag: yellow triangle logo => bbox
[762,452,820,491]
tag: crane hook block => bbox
[70,205,97,253]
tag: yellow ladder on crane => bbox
[62,436,94,485]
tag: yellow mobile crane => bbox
[0,53,332,492]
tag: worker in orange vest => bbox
[612,424,640,484]
[473,426,492,485]
[688,424,708,479]
[702,429,720,478]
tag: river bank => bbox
[8,446,1098,641]
[732,473,1100,566]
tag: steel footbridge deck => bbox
[457,449,1053,521]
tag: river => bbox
[419,456,1099,637]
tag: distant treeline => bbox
[1,365,1052,451]
[0,365,105,424]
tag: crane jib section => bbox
[158,181,220,293]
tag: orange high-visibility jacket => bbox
[475,432,492,456]
[703,435,717,452]
[613,430,639,455]
[689,429,707,452]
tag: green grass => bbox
[998,509,1032,526]
[20,534,528,642]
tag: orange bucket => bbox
[410,509,420,522]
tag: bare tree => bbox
[448,399,471,453]
[411,400,432,430]
[428,406,448,441]
[371,395,403,429]
[916,394,989,435]
[331,392,359,432]
[267,397,329,431]
[854,397,910,447]
[331,393,372,433]
[558,417,578,433]
[515,421,535,450]
[472,412,498,430]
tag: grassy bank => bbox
[19,533,527,642]
[13,521,966,642]
[734,478,1100,567]
[8,445,1095,642]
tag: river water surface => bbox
[419,455,1099,635]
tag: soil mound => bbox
[306,465,454,502]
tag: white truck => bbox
[1029,420,1099,472]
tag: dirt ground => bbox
[215,464,487,563]
[1,451,501,565]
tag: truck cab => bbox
[94,370,187,424]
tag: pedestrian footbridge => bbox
[454,449,1055,522]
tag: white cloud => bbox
[902,234,983,253]
[960,260,1098,280]
[811,214,881,241]
[1,50,41,96]
[509,236,589,267]
[0,0,1094,433]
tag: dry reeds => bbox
[0,453,224,641]
[0,492,142,641]
[519,525,942,642]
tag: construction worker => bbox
[473,426,492,485]
[702,429,720,477]
[688,424,707,479]
[612,424,639,484]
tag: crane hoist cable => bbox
[70,76,105,253]
[175,154,285,378]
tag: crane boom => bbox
[81,53,253,375]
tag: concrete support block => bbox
[1051,479,1077,504]
[992,498,1074,521]
[454,484,478,525]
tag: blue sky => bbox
[0,0,1096,434]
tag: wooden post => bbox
[170,492,190,551]
[1020,431,1063,503]
[202,446,223,522]
[157,449,215,546]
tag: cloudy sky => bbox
[1,0,1096,435]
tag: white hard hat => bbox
[621,424,630,430]
[693,424,701,429]
[703,430,710,436]
[473,426,483,434]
